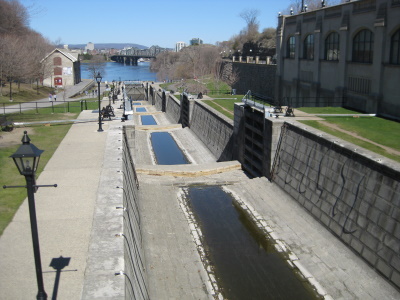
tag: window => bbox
[325,32,340,61]
[54,67,62,75]
[53,57,62,66]
[352,29,374,63]
[390,29,400,65]
[287,36,295,58]
[303,34,314,60]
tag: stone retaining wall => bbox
[190,101,235,161]
[272,122,400,289]
[165,94,181,124]
[222,62,276,98]
[122,127,149,300]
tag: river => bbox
[81,61,157,82]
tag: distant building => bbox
[190,38,203,46]
[85,42,95,52]
[176,41,186,52]
[41,48,81,87]
[276,0,400,120]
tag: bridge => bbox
[110,45,167,65]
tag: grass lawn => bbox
[298,107,361,114]
[0,101,99,236]
[202,96,243,120]
[296,107,400,162]
[0,83,57,105]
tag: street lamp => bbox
[10,131,47,300]
[95,72,103,132]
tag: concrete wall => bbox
[222,61,276,98]
[123,127,149,300]
[190,101,235,161]
[272,122,400,289]
[165,94,181,124]
[155,92,162,111]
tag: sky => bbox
[19,0,292,49]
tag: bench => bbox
[105,105,115,117]
[0,115,13,131]
[285,106,295,117]
[101,109,112,121]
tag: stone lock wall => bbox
[189,101,235,161]
[165,94,181,124]
[272,122,400,289]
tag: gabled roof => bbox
[41,48,78,63]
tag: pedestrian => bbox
[54,94,57,101]
[49,93,52,102]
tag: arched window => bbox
[303,34,314,60]
[352,29,374,63]
[287,36,295,58]
[325,32,340,61]
[390,29,400,65]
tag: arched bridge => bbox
[110,45,167,65]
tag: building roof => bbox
[41,48,78,63]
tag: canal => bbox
[150,132,189,165]
[186,186,320,300]
[141,115,157,125]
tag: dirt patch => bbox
[0,128,36,148]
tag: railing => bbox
[121,127,148,300]
[242,90,275,110]
[1,99,95,115]
[241,91,347,116]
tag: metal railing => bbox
[1,99,96,115]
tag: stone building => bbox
[275,0,400,120]
[41,48,81,87]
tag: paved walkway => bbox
[0,101,125,299]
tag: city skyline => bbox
[19,0,294,48]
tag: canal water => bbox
[141,115,157,125]
[150,132,189,165]
[187,186,319,300]
[81,61,157,82]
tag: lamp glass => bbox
[95,72,102,83]
[10,131,44,176]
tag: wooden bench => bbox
[0,115,13,131]
[101,108,112,121]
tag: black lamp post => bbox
[95,72,103,132]
[10,131,47,300]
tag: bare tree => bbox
[86,55,106,79]
[0,0,29,35]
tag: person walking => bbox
[54,94,57,101]
[48,93,53,102]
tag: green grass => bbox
[299,117,400,162]
[322,117,400,150]
[202,96,243,120]
[0,83,57,105]
[297,107,362,114]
